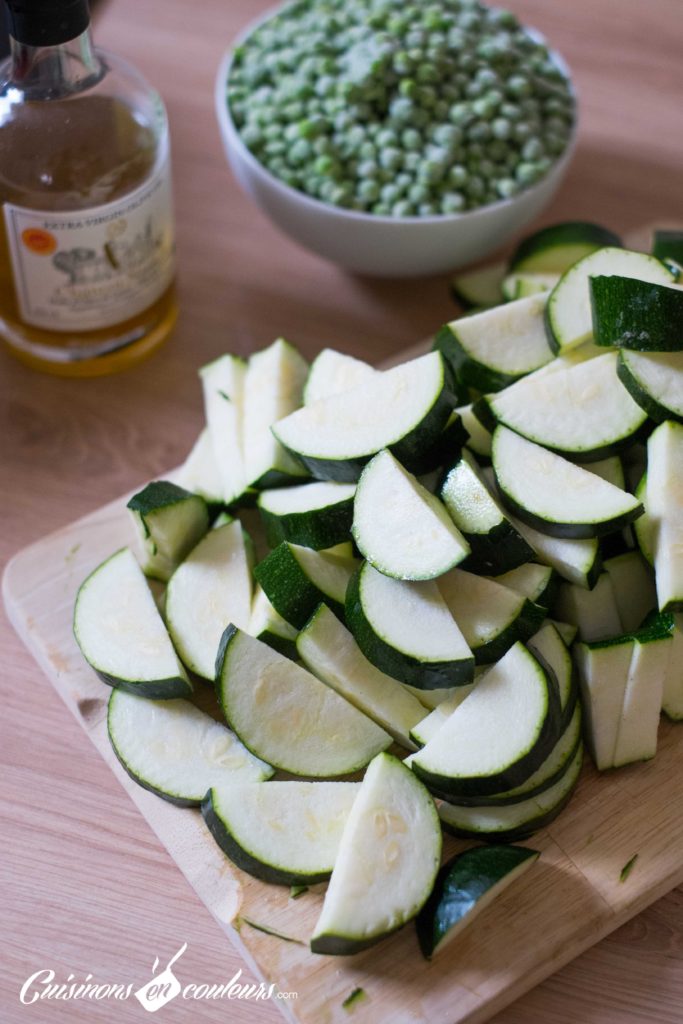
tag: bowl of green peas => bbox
[215,0,577,277]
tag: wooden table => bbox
[2,1,682,1021]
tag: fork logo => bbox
[134,944,187,1013]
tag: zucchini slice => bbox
[310,753,441,955]
[296,604,426,749]
[450,261,506,309]
[484,352,648,461]
[200,353,248,505]
[504,511,601,589]
[652,229,683,267]
[613,629,671,768]
[646,421,683,612]
[662,614,683,721]
[272,352,454,482]
[253,542,357,629]
[409,680,479,747]
[258,480,355,551]
[411,642,561,798]
[242,338,310,489]
[502,272,558,300]
[440,452,535,574]
[107,690,272,806]
[216,628,391,776]
[632,473,654,566]
[175,429,224,509]
[127,481,209,583]
[405,681,474,712]
[527,621,578,727]
[73,548,192,699]
[509,221,621,274]
[492,427,642,539]
[438,743,583,841]
[554,572,622,643]
[458,402,493,460]
[546,247,675,353]
[437,567,545,665]
[248,584,298,659]
[434,293,553,393]
[585,455,625,490]
[202,781,360,885]
[346,562,474,689]
[490,563,557,608]
[574,635,634,770]
[352,449,470,580]
[617,349,683,423]
[603,551,657,632]
[591,276,683,352]
[165,520,252,681]
[416,844,539,959]
[304,349,377,405]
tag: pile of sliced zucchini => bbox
[73,221,683,961]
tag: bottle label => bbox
[3,157,175,332]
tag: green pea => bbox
[441,191,465,213]
[358,179,381,202]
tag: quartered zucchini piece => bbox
[258,480,355,550]
[591,276,683,352]
[509,221,621,274]
[127,480,209,582]
[490,562,557,609]
[175,429,224,509]
[199,353,248,506]
[617,349,683,424]
[303,348,376,405]
[248,584,298,659]
[554,572,622,643]
[254,541,357,629]
[527,621,578,728]
[646,421,683,612]
[450,261,506,308]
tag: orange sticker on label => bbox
[21,228,57,256]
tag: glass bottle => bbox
[0,0,178,376]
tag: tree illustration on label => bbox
[134,943,187,1013]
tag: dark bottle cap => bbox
[3,0,90,47]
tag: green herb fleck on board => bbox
[342,988,367,1011]
[290,885,309,899]
[238,917,306,945]
[620,854,639,882]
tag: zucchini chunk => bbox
[554,572,622,643]
[297,604,426,749]
[584,456,625,490]
[254,542,357,629]
[202,781,360,885]
[258,480,355,550]
[304,349,376,405]
[509,221,621,274]
[216,628,391,776]
[200,354,248,505]
[603,551,657,632]
[574,635,634,770]
[527,621,578,728]
[165,520,252,681]
[547,620,577,647]
[484,353,648,461]
[440,452,535,575]
[652,229,683,268]
[503,511,601,589]
[617,349,683,423]
[405,682,474,712]
[242,338,310,490]
[502,272,558,300]
[248,584,298,659]
[416,844,539,959]
[492,427,643,539]
[546,247,675,353]
[457,403,493,460]
[434,292,553,393]
[73,548,192,698]
[310,753,441,955]
[646,421,683,612]
[409,680,480,747]
[613,628,671,768]
[591,276,683,352]
[107,690,272,806]
[437,567,546,665]
[662,614,683,721]
[411,642,561,798]
[272,352,454,482]
[127,481,209,583]
[352,449,470,580]
[346,562,474,689]
[450,261,506,308]
[438,744,583,841]
[175,429,224,509]
[490,563,557,608]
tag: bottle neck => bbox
[9,26,104,99]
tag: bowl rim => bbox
[214,6,579,227]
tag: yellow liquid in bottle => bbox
[0,94,177,376]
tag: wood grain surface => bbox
[1,0,683,1022]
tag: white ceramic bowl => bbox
[215,19,577,277]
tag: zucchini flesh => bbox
[202,781,360,885]
[617,349,683,423]
[346,562,474,689]
[502,272,558,299]
[107,690,272,806]
[554,572,622,643]
[248,584,298,659]
[574,636,634,770]
[434,292,553,393]
[272,352,453,482]
[527,621,577,725]
[646,421,683,612]
[490,563,556,608]
[450,261,506,308]
[409,680,479,747]
[416,844,539,959]
[613,631,670,767]
[310,753,441,955]
[504,510,601,589]
[175,429,224,507]
[258,480,355,550]
[165,520,252,681]
[242,338,309,489]
[546,247,674,353]
[603,551,657,632]
[253,542,357,629]
[352,449,470,580]
[127,481,209,583]
[492,426,642,539]
[411,642,560,798]
[200,354,248,504]
[216,627,391,777]
[509,221,621,274]
[485,352,648,461]
[296,604,426,749]
[304,349,376,405]
[590,276,683,352]
[438,744,583,841]
[73,548,192,699]
[662,614,683,721]
[548,619,578,647]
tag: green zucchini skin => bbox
[310,928,405,957]
[254,628,298,661]
[616,352,683,425]
[415,845,539,959]
[253,543,346,630]
[590,276,683,352]
[201,790,332,887]
[509,222,622,274]
[258,497,354,551]
[345,570,475,690]
[93,669,192,700]
[126,480,196,515]
[495,484,644,541]
[460,523,536,577]
[433,324,522,394]
[652,230,683,268]
[470,599,547,666]
[410,415,468,475]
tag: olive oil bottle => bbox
[0,0,177,376]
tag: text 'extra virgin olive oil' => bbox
[0,0,178,376]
